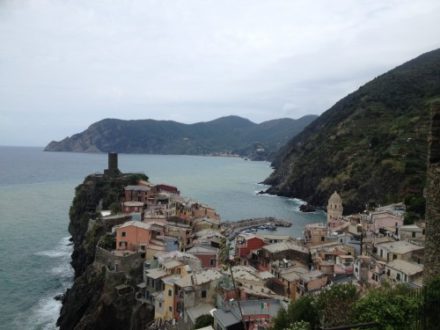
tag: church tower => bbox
[327,191,343,227]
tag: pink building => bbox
[186,245,219,268]
[115,221,152,251]
[369,210,403,234]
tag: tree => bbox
[194,314,213,329]
[272,308,289,330]
[316,284,358,327]
[352,284,421,330]
[287,321,311,330]
[423,276,440,328]
[272,295,319,330]
[286,295,319,329]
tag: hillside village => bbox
[91,153,426,330]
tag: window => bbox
[159,302,162,308]
[121,231,126,237]
[387,269,390,276]
[168,289,172,297]
[396,273,401,281]
[210,259,216,266]
[201,290,207,298]
[169,306,172,312]
[412,232,416,238]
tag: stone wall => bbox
[95,246,144,273]
[424,101,440,282]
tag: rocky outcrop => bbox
[57,172,153,330]
[265,48,440,214]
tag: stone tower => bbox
[327,191,343,226]
[104,152,120,176]
[424,102,440,282]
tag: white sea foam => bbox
[289,198,307,205]
[15,294,62,330]
[21,236,73,329]
[50,262,74,278]
[254,190,277,197]
[35,236,72,258]
[35,250,70,258]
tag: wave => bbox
[254,190,277,197]
[14,289,66,330]
[289,197,307,205]
[18,236,73,329]
[50,262,74,278]
[34,236,72,259]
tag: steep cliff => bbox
[265,48,440,215]
[44,115,317,160]
[58,172,152,330]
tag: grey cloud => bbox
[0,0,439,145]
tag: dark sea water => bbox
[0,146,325,329]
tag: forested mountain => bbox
[44,115,317,160]
[265,48,440,216]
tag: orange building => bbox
[115,221,154,251]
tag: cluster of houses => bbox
[93,156,426,330]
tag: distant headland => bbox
[44,115,317,161]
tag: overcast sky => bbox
[1,0,440,146]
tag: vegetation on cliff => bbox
[272,279,440,330]
[58,171,150,330]
[266,48,440,215]
[44,115,317,160]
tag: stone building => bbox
[327,191,343,228]
[104,152,121,176]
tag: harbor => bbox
[221,217,292,240]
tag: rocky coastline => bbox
[57,172,152,330]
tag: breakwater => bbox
[221,217,292,240]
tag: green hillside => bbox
[265,48,440,216]
[45,115,317,160]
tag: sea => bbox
[0,146,325,330]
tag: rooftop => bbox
[187,245,219,255]
[116,221,151,231]
[257,271,275,280]
[257,234,290,241]
[376,240,424,254]
[186,303,216,324]
[162,275,182,285]
[281,271,301,282]
[263,240,309,254]
[145,268,168,279]
[386,259,424,276]
[400,224,424,232]
[300,270,325,282]
[162,259,183,269]
[213,309,240,328]
[123,201,144,207]
[175,269,223,287]
[125,185,151,191]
